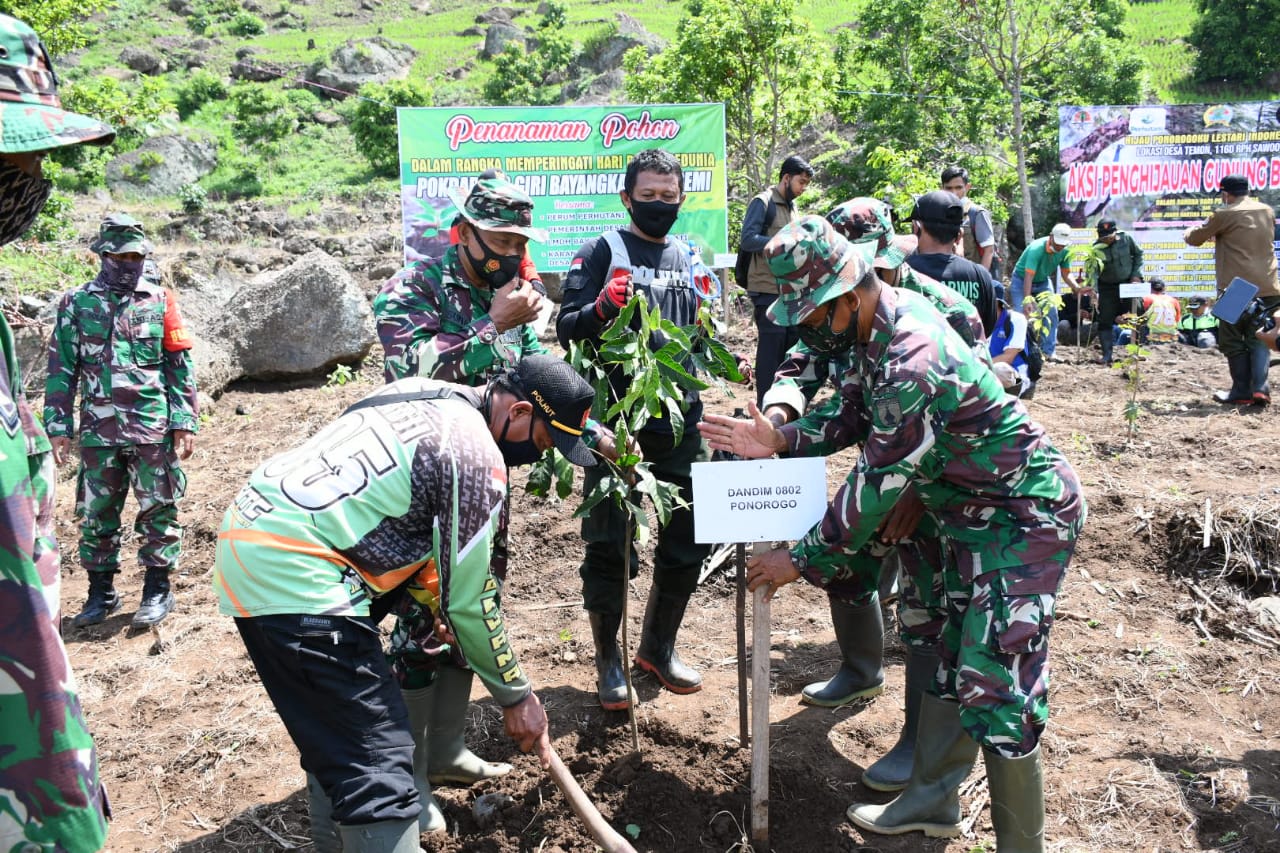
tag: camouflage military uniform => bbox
[44,221,198,584]
[0,13,115,851]
[767,218,1085,757]
[375,246,546,384]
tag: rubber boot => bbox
[861,646,941,792]
[589,611,634,710]
[401,687,446,832]
[132,567,175,627]
[1099,330,1113,366]
[634,585,702,694]
[801,596,886,707]
[73,571,121,627]
[1214,353,1253,404]
[847,693,979,839]
[1250,341,1271,405]
[306,773,343,853]
[337,817,422,853]
[425,666,512,786]
[984,745,1045,853]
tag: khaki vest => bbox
[746,188,794,294]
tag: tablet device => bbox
[1211,277,1259,323]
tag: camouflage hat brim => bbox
[445,184,548,242]
[873,234,918,270]
[0,101,115,153]
[768,241,875,326]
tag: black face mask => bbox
[101,255,146,293]
[0,160,52,247]
[463,228,522,288]
[627,198,680,239]
[797,303,859,357]
[496,411,543,467]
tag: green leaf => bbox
[524,453,554,497]
[575,472,625,518]
[662,394,686,445]
[656,319,693,350]
[625,824,641,840]
[702,336,744,382]
[553,450,575,500]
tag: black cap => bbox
[505,355,596,466]
[1219,174,1249,195]
[993,282,1008,305]
[1096,218,1117,237]
[911,190,964,227]
[1188,296,1206,308]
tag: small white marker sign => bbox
[1119,281,1152,299]
[691,457,828,544]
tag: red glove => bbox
[595,269,631,321]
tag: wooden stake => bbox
[751,584,770,850]
[736,543,748,749]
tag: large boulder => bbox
[120,45,167,75]
[162,257,243,397]
[578,14,664,73]
[482,23,525,58]
[223,251,375,379]
[304,37,416,99]
[106,135,217,199]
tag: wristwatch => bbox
[477,324,498,345]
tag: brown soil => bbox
[56,329,1280,853]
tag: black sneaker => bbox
[133,591,175,627]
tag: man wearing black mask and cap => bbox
[1092,218,1144,365]
[1184,174,1280,405]
[558,148,743,711]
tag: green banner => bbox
[397,104,728,273]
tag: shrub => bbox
[227,11,265,36]
[350,79,432,176]
[24,188,75,243]
[176,69,229,119]
[179,183,208,214]
[229,83,298,147]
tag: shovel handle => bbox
[547,747,637,853]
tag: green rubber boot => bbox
[801,596,886,707]
[985,745,1046,853]
[306,773,342,853]
[861,646,940,792]
[401,687,447,832]
[337,817,422,853]
[426,666,512,786]
[847,693,978,839]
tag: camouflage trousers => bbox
[818,511,947,650]
[76,443,186,575]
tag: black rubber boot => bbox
[985,745,1046,853]
[847,694,979,839]
[1214,353,1253,404]
[862,646,940,791]
[634,586,702,694]
[73,571,121,627]
[801,596,885,708]
[1250,342,1271,405]
[1099,331,1114,366]
[132,567,175,627]
[589,611,634,710]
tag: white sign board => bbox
[1119,281,1152,299]
[691,457,828,544]
[712,252,738,269]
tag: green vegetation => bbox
[350,79,432,177]
[1188,0,1280,89]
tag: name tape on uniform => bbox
[690,457,827,544]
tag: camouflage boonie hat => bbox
[873,233,918,270]
[765,215,875,326]
[826,197,894,248]
[446,176,548,242]
[89,213,152,255]
[0,15,115,153]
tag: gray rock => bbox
[482,23,525,58]
[105,135,217,199]
[120,46,167,75]
[311,109,343,126]
[565,68,624,105]
[282,235,315,255]
[578,16,664,74]
[225,251,375,379]
[304,37,416,99]
[367,261,401,283]
[167,0,193,13]
[476,6,514,24]
[231,57,289,82]
[161,258,243,397]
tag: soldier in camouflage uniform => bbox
[45,214,198,629]
[375,176,547,384]
[702,215,1085,851]
[0,14,115,852]
[373,176,552,831]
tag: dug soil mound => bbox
[56,332,1280,852]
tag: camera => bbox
[1240,296,1278,334]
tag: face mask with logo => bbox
[797,302,859,357]
[627,198,680,239]
[0,159,52,247]
[101,255,146,293]
[463,228,521,288]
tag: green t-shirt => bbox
[1012,237,1070,285]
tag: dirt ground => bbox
[53,320,1280,853]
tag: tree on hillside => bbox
[0,0,114,55]
[622,0,833,195]
[1189,0,1280,86]
[947,0,1142,239]
[482,1,574,106]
